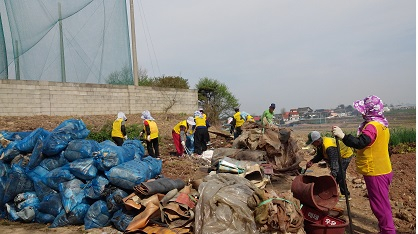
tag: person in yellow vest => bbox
[305,130,354,201]
[111,112,127,146]
[199,108,211,145]
[332,95,395,234]
[140,110,159,158]
[172,116,195,156]
[193,110,208,156]
[230,107,246,139]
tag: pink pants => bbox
[364,172,396,234]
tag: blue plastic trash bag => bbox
[1,141,20,162]
[122,139,145,160]
[38,193,63,216]
[62,158,98,180]
[40,152,68,171]
[0,131,31,141]
[2,164,34,205]
[84,176,109,200]
[105,156,162,190]
[94,142,135,171]
[15,128,49,153]
[84,200,111,229]
[35,211,55,224]
[50,203,90,228]
[105,188,128,214]
[42,119,90,156]
[44,167,75,191]
[26,138,45,170]
[64,139,100,162]
[14,192,40,210]
[58,179,87,214]
[186,135,194,153]
[111,208,136,232]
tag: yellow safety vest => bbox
[322,137,353,159]
[111,119,124,138]
[356,121,392,176]
[246,115,254,122]
[173,120,188,134]
[144,120,159,139]
[233,112,245,127]
[195,116,206,127]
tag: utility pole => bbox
[14,40,19,80]
[129,0,138,86]
[58,2,66,82]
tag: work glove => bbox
[181,141,186,147]
[147,135,151,142]
[306,161,313,168]
[124,135,128,140]
[332,126,345,139]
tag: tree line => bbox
[106,66,239,125]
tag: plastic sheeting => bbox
[194,173,258,234]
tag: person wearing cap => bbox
[172,116,195,156]
[111,112,128,146]
[305,130,354,201]
[275,128,303,175]
[193,110,208,156]
[332,95,395,233]
[140,110,159,158]
[261,103,276,129]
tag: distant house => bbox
[297,107,313,119]
[333,109,348,117]
[282,112,290,122]
[314,109,333,118]
[289,109,300,121]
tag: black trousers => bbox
[329,156,352,196]
[234,126,242,139]
[146,137,159,157]
[112,137,124,146]
[194,127,208,155]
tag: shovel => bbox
[335,137,354,234]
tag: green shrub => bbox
[86,123,144,142]
[389,128,416,146]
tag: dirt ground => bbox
[0,113,415,234]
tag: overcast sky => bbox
[132,1,415,115]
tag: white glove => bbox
[147,135,151,142]
[124,135,128,140]
[181,141,186,147]
[332,126,345,139]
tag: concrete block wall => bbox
[0,80,198,116]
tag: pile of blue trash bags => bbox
[0,119,162,231]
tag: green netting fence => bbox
[0,0,132,83]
